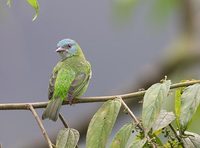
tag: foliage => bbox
[142,80,171,133]
[6,0,39,21]
[26,0,39,21]
[179,84,200,131]
[112,0,181,23]
[110,123,134,148]
[86,99,121,148]
[50,78,200,147]
[56,128,79,148]
[82,79,200,148]
[6,0,181,22]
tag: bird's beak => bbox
[56,47,66,52]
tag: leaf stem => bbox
[59,113,69,128]
[169,124,185,148]
[118,96,141,128]
[118,96,156,148]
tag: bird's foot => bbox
[69,99,73,105]
[68,94,74,105]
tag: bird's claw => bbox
[68,94,74,105]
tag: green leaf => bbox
[164,141,181,148]
[113,0,139,20]
[175,83,186,130]
[175,87,182,127]
[142,80,171,133]
[7,0,12,7]
[86,98,121,148]
[153,110,175,132]
[182,131,200,148]
[26,0,39,21]
[152,0,181,22]
[179,84,200,131]
[128,137,147,148]
[152,133,163,146]
[56,128,79,148]
[110,123,134,148]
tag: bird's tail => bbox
[42,98,63,121]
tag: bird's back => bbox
[63,56,91,75]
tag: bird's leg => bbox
[68,93,74,105]
[68,85,76,105]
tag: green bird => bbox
[42,39,92,121]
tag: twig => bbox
[169,124,185,148]
[118,96,156,148]
[59,113,69,128]
[52,144,56,148]
[118,96,141,128]
[28,105,53,148]
[0,80,200,110]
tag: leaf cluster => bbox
[84,79,200,148]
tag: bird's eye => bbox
[67,44,71,48]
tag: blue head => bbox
[56,39,81,60]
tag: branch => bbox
[0,80,200,110]
[118,96,156,148]
[169,124,185,148]
[28,105,53,148]
[118,96,141,128]
[59,113,69,128]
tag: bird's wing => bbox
[43,67,75,120]
[48,72,58,100]
[68,71,91,98]
[51,67,76,100]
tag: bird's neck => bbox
[61,53,85,62]
[76,45,85,59]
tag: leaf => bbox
[153,110,176,132]
[152,0,181,22]
[175,80,186,130]
[86,98,121,148]
[128,137,147,148]
[26,0,39,21]
[110,123,134,148]
[175,87,182,129]
[182,131,200,148]
[7,0,12,7]
[152,133,163,146]
[56,128,79,148]
[112,0,139,20]
[179,84,200,131]
[142,80,171,133]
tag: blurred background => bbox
[0,0,200,147]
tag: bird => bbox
[42,39,92,121]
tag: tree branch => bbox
[28,105,53,148]
[118,96,141,128]
[118,96,156,148]
[0,80,200,110]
